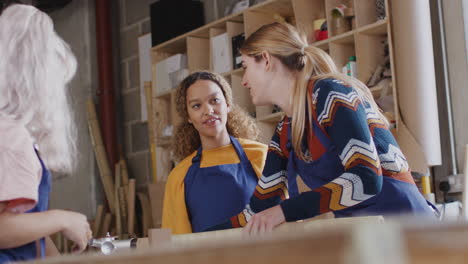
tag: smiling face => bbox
[186,80,230,141]
[241,54,272,106]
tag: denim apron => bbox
[285,118,435,218]
[185,136,258,232]
[0,147,51,263]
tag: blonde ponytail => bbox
[241,22,389,161]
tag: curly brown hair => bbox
[172,71,259,162]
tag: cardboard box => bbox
[155,54,188,94]
[211,33,232,74]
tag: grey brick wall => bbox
[116,0,239,187]
[118,0,152,187]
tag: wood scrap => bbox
[171,216,384,246]
[86,99,115,214]
[62,236,69,254]
[127,179,136,236]
[148,228,171,248]
[101,213,112,237]
[120,159,129,187]
[114,162,122,237]
[145,81,158,183]
[395,117,429,174]
[148,182,165,228]
[92,204,104,236]
[136,192,153,237]
[119,186,128,235]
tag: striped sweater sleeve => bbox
[205,120,289,231]
[280,79,383,221]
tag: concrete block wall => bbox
[114,1,271,189]
[116,0,221,188]
[118,0,152,188]
[48,0,101,218]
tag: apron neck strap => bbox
[191,136,249,165]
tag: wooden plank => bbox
[114,163,122,237]
[25,215,386,264]
[119,160,129,187]
[291,0,326,42]
[127,179,136,236]
[101,213,112,237]
[395,118,429,174]
[86,100,115,214]
[148,228,171,248]
[137,192,153,237]
[187,37,210,71]
[119,187,128,235]
[26,220,468,264]
[144,81,158,183]
[171,216,383,245]
[148,183,166,229]
[92,204,104,236]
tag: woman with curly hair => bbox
[162,71,267,234]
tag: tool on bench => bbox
[88,233,137,255]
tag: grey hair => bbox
[0,4,77,173]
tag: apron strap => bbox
[286,124,300,198]
[191,147,203,165]
[187,136,249,191]
[229,136,250,165]
[285,115,333,198]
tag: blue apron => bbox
[285,118,435,218]
[185,136,258,232]
[0,147,51,263]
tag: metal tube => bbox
[437,0,458,175]
[95,0,118,171]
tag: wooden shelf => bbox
[222,68,244,78]
[358,19,388,36]
[369,86,383,97]
[156,136,172,147]
[258,112,285,123]
[149,0,400,180]
[152,14,243,53]
[155,89,173,99]
[151,0,292,53]
[329,30,355,45]
[251,0,294,17]
[312,39,329,50]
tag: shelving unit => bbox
[150,0,397,182]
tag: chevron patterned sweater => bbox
[209,78,413,230]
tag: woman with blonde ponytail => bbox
[206,22,436,234]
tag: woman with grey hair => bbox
[0,3,91,262]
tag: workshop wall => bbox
[47,0,102,218]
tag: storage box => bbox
[169,68,190,89]
[211,33,233,74]
[232,33,245,69]
[165,54,187,74]
[155,54,188,94]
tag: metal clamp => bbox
[88,233,137,255]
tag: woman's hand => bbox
[55,210,92,253]
[243,205,286,236]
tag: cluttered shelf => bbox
[257,112,285,123]
[150,0,292,53]
[149,0,401,182]
[222,67,244,78]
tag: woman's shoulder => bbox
[0,116,34,151]
[311,78,354,94]
[237,138,268,159]
[238,138,267,150]
[169,151,197,178]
